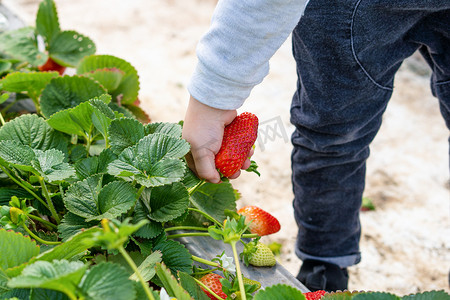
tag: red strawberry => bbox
[199,273,228,300]
[38,57,66,75]
[304,290,327,300]
[237,205,281,236]
[215,112,258,177]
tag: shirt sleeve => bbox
[187,0,307,110]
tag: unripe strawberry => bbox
[237,205,281,236]
[215,112,258,177]
[199,273,227,300]
[248,242,276,267]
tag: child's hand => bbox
[182,96,237,183]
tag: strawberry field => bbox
[0,0,449,299]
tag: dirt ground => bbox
[4,0,450,295]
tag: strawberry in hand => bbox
[199,273,228,300]
[215,112,259,178]
[237,205,281,236]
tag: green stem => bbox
[230,241,246,300]
[118,245,155,300]
[193,277,225,300]
[188,179,205,195]
[188,207,222,227]
[28,214,57,229]
[22,224,61,245]
[0,165,49,210]
[39,177,60,224]
[166,232,258,239]
[137,185,146,199]
[192,268,220,276]
[192,255,220,268]
[0,111,5,126]
[164,226,209,232]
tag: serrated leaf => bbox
[133,200,164,239]
[142,183,189,222]
[108,133,189,187]
[84,68,125,92]
[79,262,136,300]
[90,98,116,140]
[30,288,69,300]
[57,212,99,242]
[145,122,182,138]
[7,260,87,299]
[254,284,305,300]
[190,182,238,222]
[31,149,75,183]
[36,0,60,45]
[130,251,162,282]
[123,103,150,123]
[401,291,450,300]
[63,176,137,222]
[0,188,33,206]
[0,114,68,153]
[153,240,193,276]
[0,229,40,273]
[0,140,35,172]
[76,55,139,104]
[6,227,102,278]
[155,263,193,300]
[109,118,145,155]
[49,31,96,67]
[178,272,210,300]
[0,71,59,101]
[0,27,46,66]
[352,293,400,300]
[40,75,106,118]
[74,156,99,180]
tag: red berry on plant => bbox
[215,112,258,177]
[38,57,66,75]
[199,273,228,300]
[237,205,281,236]
[304,290,327,300]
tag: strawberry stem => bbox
[22,224,61,245]
[191,255,220,267]
[164,226,209,232]
[188,179,205,195]
[230,240,247,300]
[188,207,222,227]
[166,232,258,239]
[193,277,226,300]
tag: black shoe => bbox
[296,259,348,292]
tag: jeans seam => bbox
[350,0,393,91]
[435,79,450,86]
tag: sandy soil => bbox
[4,0,450,295]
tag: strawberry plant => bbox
[0,1,449,300]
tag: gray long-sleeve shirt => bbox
[187,0,308,110]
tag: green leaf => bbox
[254,284,305,300]
[0,71,59,101]
[0,229,40,273]
[63,176,137,222]
[36,0,60,45]
[74,156,99,180]
[84,68,125,92]
[40,75,106,118]
[143,183,189,222]
[190,182,238,222]
[155,263,193,300]
[31,149,75,183]
[351,293,400,300]
[401,291,450,300]
[109,118,145,155]
[132,200,164,239]
[0,140,35,172]
[0,114,68,153]
[90,98,116,141]
[30,288,69,300]
[178,272,210,300]
[108,133,189,187]
[145,122,182,138]
[79,262,136,300]
[49,31,96,67]
[7,260,87,299]
[58,212,99,241]
[76,55,139,104]
[130,251,162,282]
[0,188,33,206]
[153,240,193,276]
[0,27,46,66]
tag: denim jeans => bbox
[291,0,450,268]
